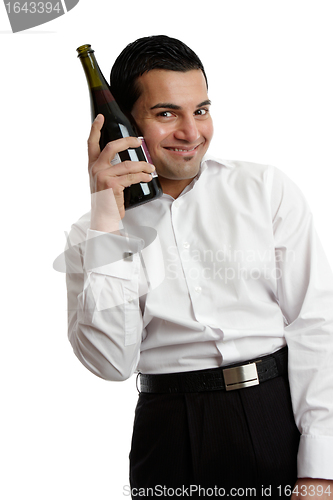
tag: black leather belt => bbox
[138,346,288,393]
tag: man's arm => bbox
[271,167,333,480]
[65,115,155,380]
[66,220,145,381]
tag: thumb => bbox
[87,114,104,165]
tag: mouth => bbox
[164,144,201,153]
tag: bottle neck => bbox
[77,45,113,96]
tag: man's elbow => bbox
[98,363,135,382]
[73,352,136,382]
[69,327,139,382]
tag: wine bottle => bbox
[77,44,163,209]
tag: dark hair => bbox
[110,35,208,114]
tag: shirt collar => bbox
[161,155,234,200]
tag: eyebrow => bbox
[150,100,211,110]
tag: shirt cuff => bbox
[298,434,333,479]
[84,229,143,279]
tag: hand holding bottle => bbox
[77,43,162,219]
[88,114,156,232]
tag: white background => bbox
[1,0,333,498]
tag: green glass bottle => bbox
[77,44,163,209]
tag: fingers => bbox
[91,162,155,194]
[87,119,156,219]
[87,114,104,165]
[95,167,154,191]
[89,133,155,180]
[90,151,155,183]
[88,114,141,166]
[88,117,147,173]
[98,135,143,166]
[104,158,155,177]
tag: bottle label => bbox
[111,153,121,166]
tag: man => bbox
[66,35,333,498]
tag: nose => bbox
[174,114,200,143]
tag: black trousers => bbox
[129,372,300,499]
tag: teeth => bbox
[169,147,196,152]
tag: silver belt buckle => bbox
[223,362,259,391]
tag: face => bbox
[131,69,214,197]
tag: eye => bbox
[195,108,209,116]
[157,111,174,118]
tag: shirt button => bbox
[194,286,202,293]
[183,242,190,249]
[173,200,180,208]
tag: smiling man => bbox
[130,69,213,198]
[67,36,333,498]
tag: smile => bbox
[165,144,200,152]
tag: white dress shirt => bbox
[66,156,333,479]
